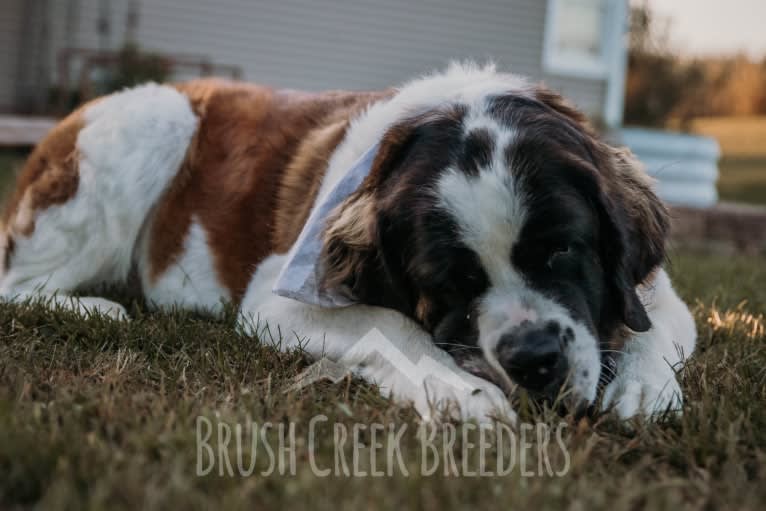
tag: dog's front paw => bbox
[601,368,682,420]
[413,372,516,424]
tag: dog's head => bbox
[319,86,668,407]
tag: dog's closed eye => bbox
[546,245,573,269]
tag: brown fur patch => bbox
[607,324,633,352]
[324,194,377,251]
[146,80,388,302]
[319,193,379,293]
[1,111,84,237]
[272,119,349,253]
[415,296,433,326]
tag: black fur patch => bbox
[459,128,495,175]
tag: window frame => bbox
[542,0,618,80]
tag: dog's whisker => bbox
[434,342,482,351]
[599,349,628,356]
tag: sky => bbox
[636,0,766,59]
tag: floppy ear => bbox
[596,146,669,332]
[317,115,424,311]
[320,190,377,297]
[534,86,668,331]
[318,105,466,311]
[318,190,414,313]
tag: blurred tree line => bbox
[625,3,766,129]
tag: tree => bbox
[623,2,704,128]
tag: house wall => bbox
[0,0,24,112]
[4,0,607,118]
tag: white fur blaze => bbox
[141,219,231,313]
[432,106,601,404]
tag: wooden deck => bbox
[0,115,56,146]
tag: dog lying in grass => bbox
[0,63,696,422]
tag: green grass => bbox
[691,116,766,159]
[690,115,766,205]
[1,249,765,510]
[717,157,766,205]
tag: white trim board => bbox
[542,0,624,81]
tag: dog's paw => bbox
[414,372,516,424]
[601,369,682,420]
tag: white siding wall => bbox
[0,0,24,111]
[142,0,607,116]
[6,0,607,117]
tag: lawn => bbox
[717,157,766,206]
[1,248,765,510]
[691,116,766,205]
[691,116,766,159]
[1,117,765,509]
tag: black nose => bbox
[496,321,569,393]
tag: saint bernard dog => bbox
[0,63,696,422]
